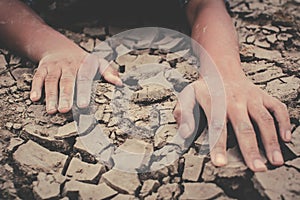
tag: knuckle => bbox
[266,137,279,148]
[60,75,75,84]
[45,74,59,84]
[211,120,225,132]
[245,146,259,157]
[259,111,274,123]
[237,122,255,135]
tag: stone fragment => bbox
[166,49,190,61]
[0,54,6,70]
[182,154,204,182]
[176,61,199,82]
[7,137,24,152]
[101,169,141,195]
[286,126,300,156]
[252,166,300,200]
[63,180,117,200]
[55,121,78,139]
[157,183,181,200]
[266,34,277,43]
[132,84,172,104]
[180,183,224,200]
[116,54,137,68]
[202,147,248,181]
[158,37,183,50]
[33,172,66,200]
[126,54,162,72]
[0,73,16,87]
[112,194,138,200]
[144,193,158,200]
[254,39,271,48]
[13,140,67,174]
[265,76,300,102]
[83,27,106,36]
[286,157,300,170]
[78,114,95,134]
[159,109,176,125]
[74,125,113,164]
[154,124,177,148]
[112,138,153,172]
[21,124,70,152]
[277,33,293,41]
[95,105,105,121]
[240,44,282,61]
[66,158,105,183]
[140,179,160,198]
[80,38,94,52]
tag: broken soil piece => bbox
[154,124,178,148]
[157,183,181,200]
[286,126,300,156]
[55,121,78,139]
[182,154,204,182]
[112,138,153,172]
[285,157,300,170]
[66,158,105,183]
[33,172,66,200]
[13,140,67,174]
[140,179,160,198]
[100,168,141,195]
[252,166,300,200]
[78,114,96,134]
[180,183,224,200]
[63,180,117,200]
[7,137,24,152]
[202,147,249,181]
[83,27,106,37]
[132,84,173,105]
[112,194,138,200]
[159,109,176,125]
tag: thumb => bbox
[173,84,197,138]
[99,59,122,86]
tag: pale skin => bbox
[0,0,291,172]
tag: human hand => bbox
[30,50,122,114]
[173,76,291,172]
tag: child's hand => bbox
[173,77,291,172]
[30,51,122,114]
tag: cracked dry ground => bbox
[0,0,300,199]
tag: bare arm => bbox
[0,0,83,61]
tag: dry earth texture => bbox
[0,0,299,199]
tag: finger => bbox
[209,121,227,166]
[193,80,228,166]
[58,68,77,113]
[100,60,122,86]
[173,84,196,138]
[76,54,98,108]
[248,102,283,166]
[44,67,61,114]
[264,97,291,142]
[30,65,47,101]
[228,105,267,172]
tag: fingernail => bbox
[178,124,191,138]
[285,130,292,141]
[253,159,267,171]
[272,150,283,164]
[215,153,227,166]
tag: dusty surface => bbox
[0,0,300,199]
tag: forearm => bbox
[0,0,81,62]
[187,0,244,80]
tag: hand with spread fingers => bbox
[174,76,291,172]
[0,0,121,114]
[30,52,122,114]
